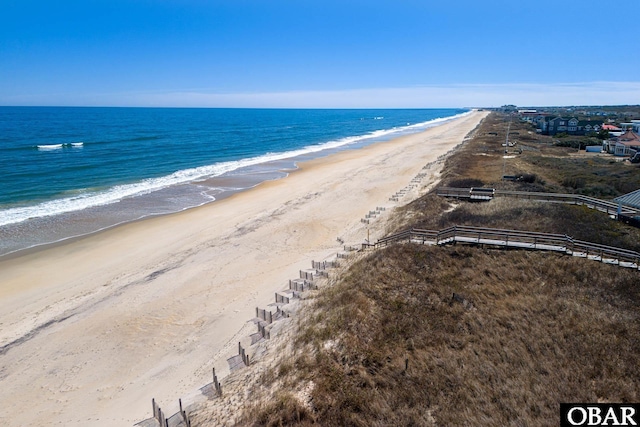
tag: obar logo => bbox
[561,404,639,426]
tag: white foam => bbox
[36,142,84,150]
[1,112,470,227]
[37,144,63,150]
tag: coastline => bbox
[0,110,488,426]
[0,109,471,258]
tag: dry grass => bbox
[436,112,640,196]
[241,245,640,426]
[395,112,640,249]
[400,197,640,252]
[231,113,640,426]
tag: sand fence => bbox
[135,255,346,427]
[133,136,478,426]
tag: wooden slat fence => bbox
[374,225,640,270]
[312,260,340,270]
[256,307,273,324]
[137,252,342,427]
[275,293,290,304]
[238,342,250,366]
[289,278,316,291]
[257,322,270,340]
[148,397,191,427]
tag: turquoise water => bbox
[0,107,467,256]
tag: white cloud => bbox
[4,81,640,108]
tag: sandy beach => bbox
[0,110,487,426]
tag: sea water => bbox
[0,107,468,256]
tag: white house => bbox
[607,131,640,156]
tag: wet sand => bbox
[0,110,487,426]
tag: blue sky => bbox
[1,0,639,108]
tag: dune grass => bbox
[234,113,640,426]
[241,245,639,426]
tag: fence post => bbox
[152,398,157,420]
[179,398,183,413]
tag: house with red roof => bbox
[605,131,640,156]
[602,123,623,137]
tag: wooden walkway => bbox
[374,225,640,270]
[436,187,640,217]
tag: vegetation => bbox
[235,112,640,426]
[433,112,640,197]
[242,246,639,426]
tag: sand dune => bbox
[0,110,487,426]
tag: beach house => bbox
[540,116,603,135]
[620,120,640,133]
[602,123,623,137]
[578,120,602,135]
[546,117,579,135]
[605,131,640,157]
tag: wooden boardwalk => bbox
[374,225,640,270]
[436,187,640,217]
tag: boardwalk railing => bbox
[436,187,639,216]
[374,225,640,270]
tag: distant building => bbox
[546,117,578,134]
[500,104,518,113]
[614,189,640,211]
[519,111,549,125]
[602,123,623,137]
[605,131,640,157]
[540,117,602,135]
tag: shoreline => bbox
[0,168,290,262]
[0,110,472,258]
[0,110,487,426]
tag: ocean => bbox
[0,107,468,257]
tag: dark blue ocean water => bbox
[0,107,467,256]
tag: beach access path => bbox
[0,110,487,426]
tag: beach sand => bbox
[0,110,487,426]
